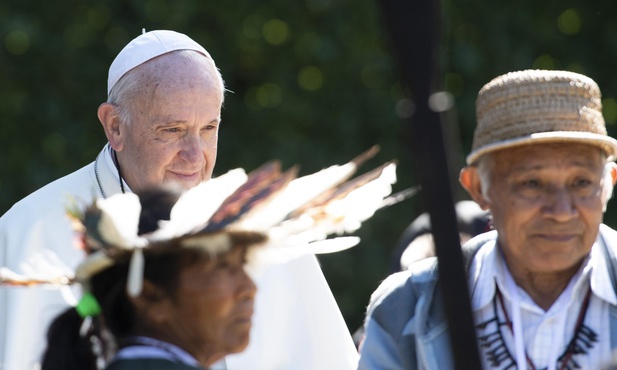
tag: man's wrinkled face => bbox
[482,144,609,275]
[116,53,223,191]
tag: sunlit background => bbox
[2,0,617,334]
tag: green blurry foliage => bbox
[2,0,617,333]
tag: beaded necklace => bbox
[476,282,597,370]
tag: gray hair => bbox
[107,50,225,126]
[476,151,615,208]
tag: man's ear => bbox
[128,280,172,325]
[98,103,124,152]
[610,162,617,186]
[459,166,490,210]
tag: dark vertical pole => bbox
[377,0,483,368]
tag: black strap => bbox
[376,0,483,367]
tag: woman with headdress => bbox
[41,186,267,370]
[2,154,397,370]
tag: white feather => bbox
[150,168,248,241]
[20,249,75,279]
[236,162,357,231]
[321,162,397,234]
[305,236,361,254]
[266,163,397,243]
[247,236,361,272]
[127,247,145,297]
[96,193,142,248]
[74,250,114,282]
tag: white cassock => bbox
[0,144,359,370]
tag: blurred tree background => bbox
[2,0,617,336]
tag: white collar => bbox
[469,237,616,370]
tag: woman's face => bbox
[151,246,257,366]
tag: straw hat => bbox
[466,69,617,165]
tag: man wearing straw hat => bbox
[0,30,358,370]
[357,69,617,369]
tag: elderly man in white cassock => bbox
[0,30,358,370]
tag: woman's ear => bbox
[459,166,490,210]
[129,280,171,324]
[98,103,124,152]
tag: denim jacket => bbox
[358,225,617,370]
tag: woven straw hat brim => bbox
[466,131,617,165]
[468,69,617,165]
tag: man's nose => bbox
[179,133,204,162]
[543,187,577,221]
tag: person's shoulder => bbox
[367,258,439,315]
[600,223,617,239]
[462,230,498,262]
[370,270,414,308]
[106,358,205,370]
[599,224,617,257]
[1,163,96,221]
[362,258,440,343]
[372,230,499,308]
[462,230,498,250]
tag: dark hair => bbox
[41,308,98,370]
[41,246,203,370]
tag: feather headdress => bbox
[1,146,400,297]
